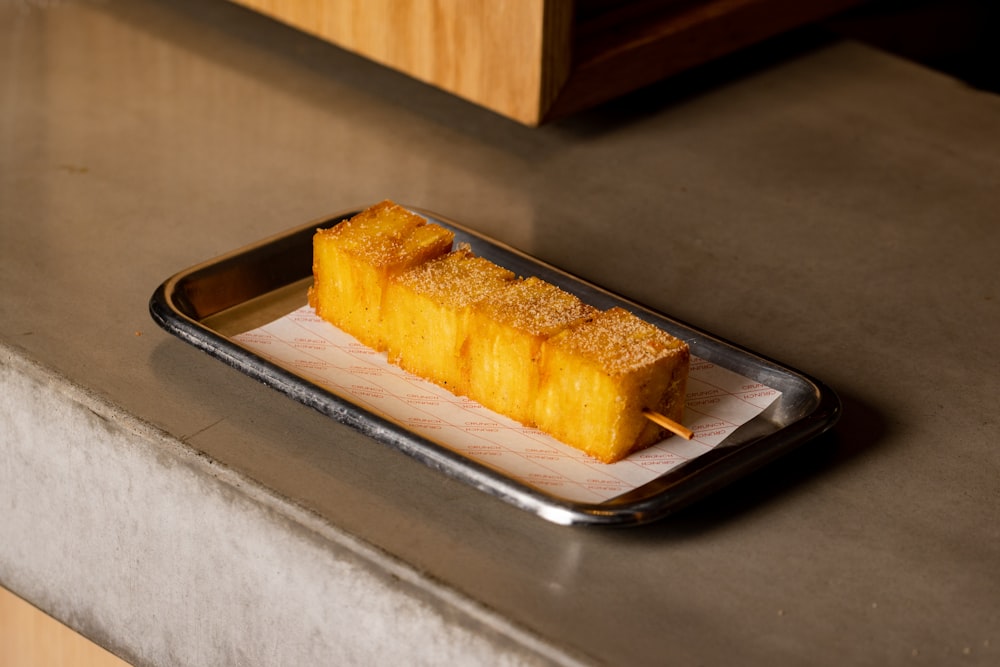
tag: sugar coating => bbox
[473,277,597,335]
[384,247,515,394]
[536,307,690,462]
[549,307,688,376]
[310,200,690,464]
[463,277,598,429]
[316,200,449,269]
[309,200,454,350]
[393,246,515,306]
[326,200,420,235]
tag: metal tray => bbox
[149,205,840,526]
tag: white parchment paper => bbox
[234,306,781,503]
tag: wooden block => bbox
[228,0,866,125]
[228,0,572,125]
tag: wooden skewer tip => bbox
[643,409,694,440]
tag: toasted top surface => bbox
[320,200,421,244]
[315,200,454,269]
[549,307,689,375]
[475,277,597,336]
[393,247,515,307]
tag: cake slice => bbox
[308,200,691,464]
[465,277,598,427]
[383,246,515,394]
[535,307,690,463]
[308,200,454,349]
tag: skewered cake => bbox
[309,200,691,463]
[383,246,515,393]
[464,277,598,427]
[307,200,454,350]
[535,307,690,463]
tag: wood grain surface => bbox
[230,0,572,125]
[228,0,866,124]
[0,587,130,667]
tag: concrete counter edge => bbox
[0,342,585,667]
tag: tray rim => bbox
[149,204,841,526]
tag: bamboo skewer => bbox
[643,409,694,440]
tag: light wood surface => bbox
[229,0,573,125]
[0,587,130,667]
[227,0,865,124]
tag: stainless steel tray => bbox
[149,205,840,526]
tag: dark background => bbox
[830,0,1000,93]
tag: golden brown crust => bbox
[310,200,690,463]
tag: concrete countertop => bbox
[2,1,998,665]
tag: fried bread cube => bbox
[383,247,515,393]
[465,277,598,427]
[308,201,454,349]
[535,307,690,463]
[308,200,690,465]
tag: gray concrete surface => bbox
[2,1,998,665]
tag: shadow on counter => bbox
[608,389,888,537]
[554,0,1000,138]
